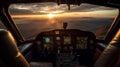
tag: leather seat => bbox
[94,29,120,67]
[0,29,67,67]
[0,29,30,67]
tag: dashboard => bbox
[35,29,96,54]
[34,29,96,66]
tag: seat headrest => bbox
[0,29,18,58]
[0,29,30,67]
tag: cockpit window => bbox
[9,2,119,40]
[0,20,6,29]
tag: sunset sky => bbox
[9,2,118,19]
[8,2,119,39]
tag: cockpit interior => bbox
[0,0,120,67]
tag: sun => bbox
[47,13,55,18]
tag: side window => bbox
[0,20,6,29]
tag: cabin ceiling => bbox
[0,0,120,8]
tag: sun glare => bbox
[47,13,55,18]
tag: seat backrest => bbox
[94,29,120,67]
[0,29,30,67]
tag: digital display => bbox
[43,37,53,50]
[43,37,51,43]
[64,36,71,45]
[76,37,88,49]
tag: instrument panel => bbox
[35,29,96,54]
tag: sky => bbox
[9,2,119,19]
[8,2,119,39]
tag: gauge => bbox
[55,31,60,34]
[56,36,61,40]
[64,36,71,45]
[56,36,61,46]
[44,44,52,50]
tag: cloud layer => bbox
[9,2,117,15]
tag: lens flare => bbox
[47,13,55,18]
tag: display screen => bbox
[43,37,51,43]
[76,37,88,49]
[43,37,53,50]
[64,36,71,45]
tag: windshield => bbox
[0,20,6,29]
[9,2,119,40]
